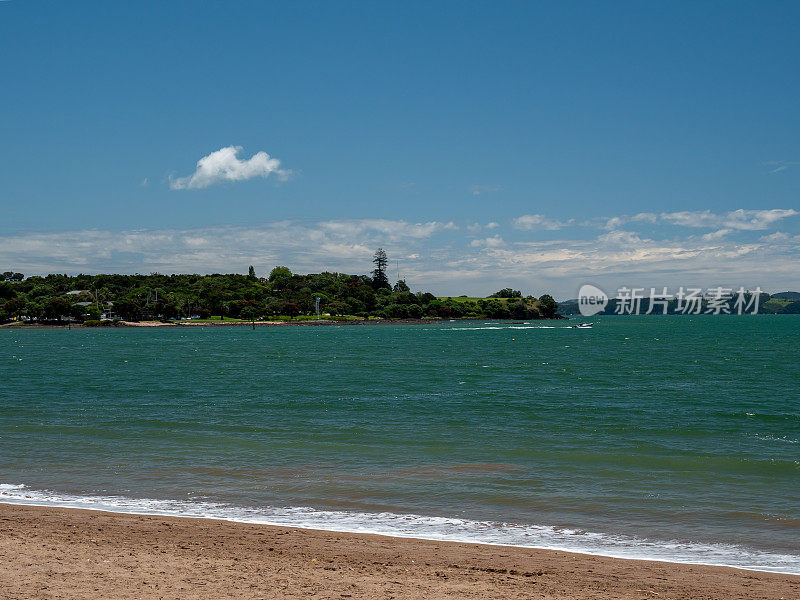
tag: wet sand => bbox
[1,503,797,599]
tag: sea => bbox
[1,316,798,574]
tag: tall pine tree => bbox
[372,248,389,289]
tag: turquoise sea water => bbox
[1,317,799,573]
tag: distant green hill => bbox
[771,291,800,300]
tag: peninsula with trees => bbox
[0,249,560,326]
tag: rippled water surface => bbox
[1,316,798,572]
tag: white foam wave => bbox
[0,483,26,491]
[753,434,799,444]
[1,483,798,575]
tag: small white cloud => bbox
[318,219,448,240]
[701,229,731,241]
[603,216,626,230]
[513,214,571,231]
[170,146,290,190]
[760,231,800,245]
[470,235,506,248]
[601,212,661,229]
[467,221,500,233]
[140,177,149,187]
[631,212,658,224]
[597,230,646,245]
[764,161,800,173]
[470,184,502,196]
[760,231,789,242]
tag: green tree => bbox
[491,288,522,298]
[406,303,423,318]
[43,297,72,321]
[112,298,141,321]
[511,300,529,319]
[393,279,410,293]
[268,266,292,289]
[240,305,258,323]
[781,301,800,314]
[282,301,301,319]
[538,294,558,318]
[84,305,102,321]
[248,265,257,280]
[372,248,390,289]
[0,282,15,300]
[3,298,27,319]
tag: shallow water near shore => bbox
[1,316,799,573]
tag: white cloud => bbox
[661,209,799,230]
[512,214,572,231]
[446,231,778,297]
[170,146,290,190]
[599,209,798,232]
[764,161,800,173]
[701,228,732,241]
[760,231,788,242]
[317,219,449,240]
[470,185,502,196]
[603,216,626,230]
[3,214,800,299]
[597,230,646,245]
[467,221,500,233]
[601,212,657,229]
[0,220,452,279]
[469,235,506,248]
[759,231,800,246]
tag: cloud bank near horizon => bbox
[2,210,799,299]
[170,146,290,190]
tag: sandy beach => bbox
[1,503,797,599]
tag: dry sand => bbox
[1,504,798,599]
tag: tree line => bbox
[0,250,560,324]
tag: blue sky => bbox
[1,1,799,298]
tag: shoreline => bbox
[2,485,798,576]
[1,503,797,599]
[0,318,438,329]
[0,316,566,329]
